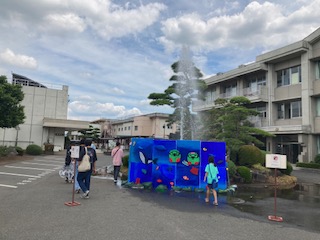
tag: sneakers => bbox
[114,179,117,184]
[80,190,89,199]
[75,189,81,194]
[205,198,209,203]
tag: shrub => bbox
[296,162,320,169]
[26,144,43,155]
[237,166,252,183]
[15,146,24,156]
[229,148,239,164]
[314,154,320,164]
[252,163,270,174]
[227,160,237,178]
[238,145,264,167]
[122,155,129,168]
[0,146,8,157]
[280,162,293,175]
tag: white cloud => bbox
[139,99,151,106]
[0,48,37,69]
[41,13,86,33]
[68,100,143,120]
[112,87,125,94]
[159,0,320,52]
[89,2,167,40]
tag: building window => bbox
[291,101,302,118]
[124,127,127,131]
[316,98,320,116]
[317,136,320,154]
[277,100,302,119]
[128,126,131,130]
[277,65,301,87]
[223,83,237,97]
[277,104,284,119]
[134,126,138,131]
[205,86,216,103]
[257,106,267,118]
[316,61,320,80]
[246,75,266,91]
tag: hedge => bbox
[296,162,320,169]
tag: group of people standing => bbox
[64,139,124,199]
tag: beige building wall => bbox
[1,76,89,151]
[112,113,177,139]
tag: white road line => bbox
[0,184,17,188]
[0,172,41,178]
[92,176,113,180]
[34,159,64,163]
[4,165,55,171]
[21,162,61,167]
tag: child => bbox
[204,155,219,206]
[59,145,74,183]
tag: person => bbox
[73,140,86,194]
[77,139,97,199]
[63,143,74,183]
[91,141,97,150]
[204,155,219,206]
[111,141,124,184]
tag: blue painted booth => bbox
[128,138,227,190]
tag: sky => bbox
[0,0,320,121]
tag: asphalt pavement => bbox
[0,152,319,240]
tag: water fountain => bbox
[175,46,199,140]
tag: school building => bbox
[193,27,320,163]
[0,73,90,151]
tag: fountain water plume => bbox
[175,46,198,140]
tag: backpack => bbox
[78,147,91,172]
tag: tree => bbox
[148,47,207,139]
[200,96,274,153]
[78,125,101,141]
[0,75,25,128]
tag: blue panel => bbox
[128,139,228,190]
[128,138,153,183]
[176,140,201,189]
[152,140,177,189]
[200,141,227,189]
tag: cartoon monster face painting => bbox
[169,149,181,163]
[187,152,200,165]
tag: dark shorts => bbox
[207,181,218,190]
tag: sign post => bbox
[265,154,287,222]
[65,146,81,207]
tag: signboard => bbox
[71,146,80,159]
[265,154,287,169]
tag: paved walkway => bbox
[292,164,320,184]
